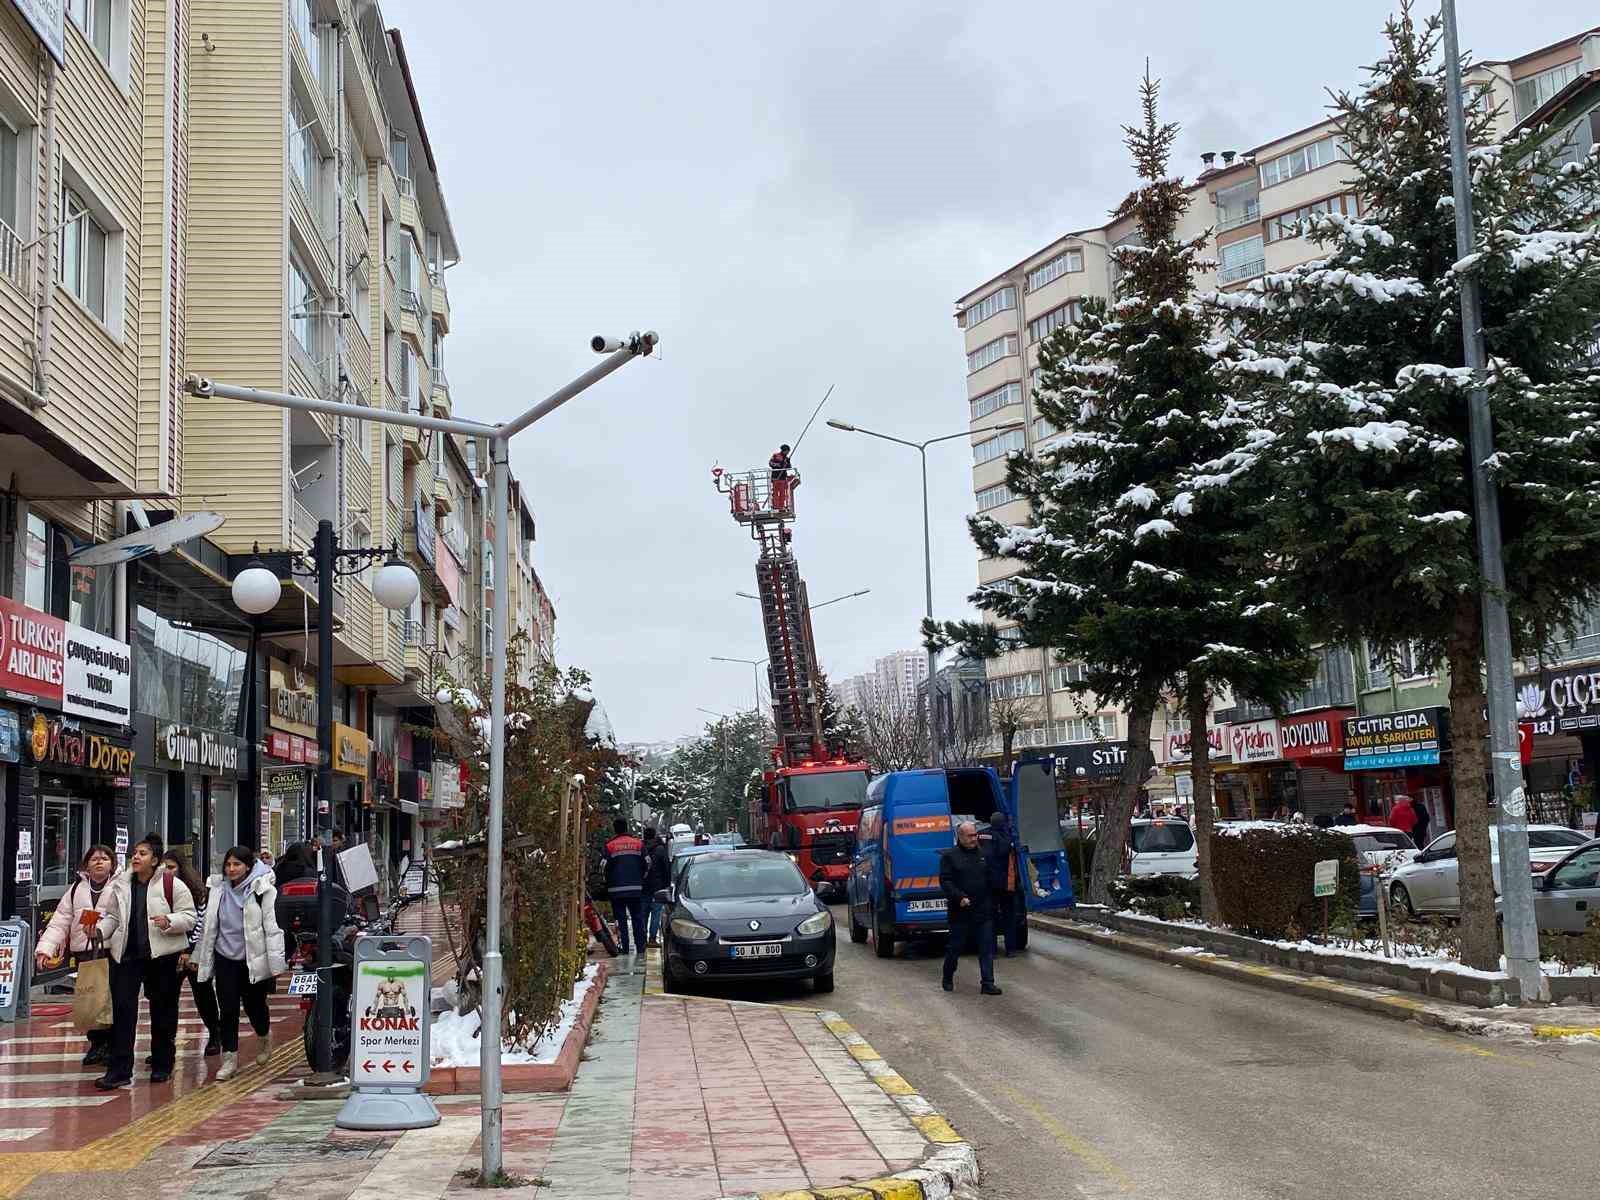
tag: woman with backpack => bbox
[194,845,287,1080]
[34,844,116,1066]
[87,837,196,1089]
[162,851,221,1058]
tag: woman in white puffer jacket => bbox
[194,845,287,1080]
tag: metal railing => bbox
[0,218,26,290]
[431,367,449,396]
[1217,256,1266,284]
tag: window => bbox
[289,0,323,88]
[995,625,1025,646]
[1131,823,1194,853]
[289,91,325,219]
[289,257,322,361]
[383,214,395,275]
[1027,300,1082,344]
[1366,640,1428,686]
[1033,415,1060,442]
[962,285,1015,329]
[0,122,18,235]
[1550,848,1600,890]
[350,152,369,218]
[68,0,113,68]
[976,483,1014,511]
[1214,180,1260,233]
[1514,59,1581,120]
[1266,194,1359,243]
[973,427,1026,465]
[1026,249,1083,292]
[1164,709,1187,737]
[967,334,1017,374]
[970,382,1021,420]
[988,673,1042,701]
[59,185,108,321]
[1217,236,1265,284]
[1051,662,1087,690]
[391,131,411,190]
[1055,715,1107,744]
[1259,134,1345,188]
[399,341,418,405]
[386,436,403,507]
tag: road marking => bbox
[0,1098,115,1110]
[995,1082,1135,1193]
[941,1071,1017,1128]
[0,1133,41,1144]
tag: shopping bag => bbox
[71,944,113,1033]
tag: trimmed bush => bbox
[1109,873,1199,921]
[1207,824,1360,938]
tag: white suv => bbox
[1128,818,1198,878]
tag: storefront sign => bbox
[264,766,308,799]
[269,657,318,738]
[8,1,66,68]
[1229,719,1281,765]
[13,831,30,883]
[0,708,19,763]
[26,712,134,776]
[157,723,249,778]
[1279,709,1352,760]
[1055,742,1129,780]
[1515,664,1600,736]
[433,758,462,808]
[267,730,316,764]
[1166,724,1230,764]
[0,919,28,1021]
[334,723,369,778]
[435,535,460,606]
[62,625,131,724]
[1343,707,1449,771]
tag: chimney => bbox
[1201,151,1216,168]
[1221,150,1237,165]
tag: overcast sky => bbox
[384,0,1595,743]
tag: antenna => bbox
[789,384,834,456]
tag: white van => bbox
[1128,818,1198,878]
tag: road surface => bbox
[704,911,1600,1198]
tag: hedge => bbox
[1207,824,1361,938]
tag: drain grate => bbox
[193,1137,393,1168]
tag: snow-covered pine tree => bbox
[1206,3,1600,967]
[929,69,1314,915]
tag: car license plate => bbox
[730,942,783,959]
[288,972,319,996]
[906,899,946,913]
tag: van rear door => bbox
[1009,758,1075,911]
[883,773,955,926]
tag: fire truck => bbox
[713,461,868,896]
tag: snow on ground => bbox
[431,963,601,1067]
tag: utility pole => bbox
[1440,0,1545,1002]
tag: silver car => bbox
[1531,839,1600,933]
[1388,825,1591,917]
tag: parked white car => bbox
[1387,824,1590,917]
[1128,818,1198,878]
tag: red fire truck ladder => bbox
[713,466,825,766]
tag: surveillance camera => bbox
[591,335,624,353]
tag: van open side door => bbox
[1008,757,1075,912]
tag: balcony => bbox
[431,367,449,408]
[406,500,438,571]
[1216,200,1260,233]
[290,498,319,553]
[0,218,26,292]
[431,269,451,333]
[1217,256,1267,285]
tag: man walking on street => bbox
[601,818,647,954]
[641,826,671,947]
[940,821,1002,995]
[981,810,1022,957]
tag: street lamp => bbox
[826,418,1023,766]
[232,532,418,1088]
[711,655,767,714]
[735,587,870,611]
[190,328,658,1173]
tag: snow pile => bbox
[583,699,617,747]
[430,963,601,1067]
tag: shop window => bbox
[20,513,115,633]
[131,566,250,729]
[39,796,91,901]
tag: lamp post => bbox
[231,526,419,1085]
[190,328,658,1175]
[826,419,1024,766]
[711,655,768,714]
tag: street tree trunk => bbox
[1447,603,1499,971]
[1086,694,1157,906]
[1188,676,1219,925]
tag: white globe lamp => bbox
[232,561,281,616]
[373,558,421,612]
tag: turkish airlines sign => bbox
[0,596,130,725]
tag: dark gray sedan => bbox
[1531,839,1600,933]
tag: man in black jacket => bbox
[602,818,647,954]
[939,821,1002,995]
[641,827,671,948]
[980,811,1021,957]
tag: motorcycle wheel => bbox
[301,990,352,1074]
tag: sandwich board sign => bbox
[0,919,32,1021]
[335,934,439,1130]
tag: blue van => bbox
[846,757,1075,957]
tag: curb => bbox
[1029,913,1600,1040]
[424,959,609,1094]
[728,1011,978,1200]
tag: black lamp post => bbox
[232,518,419,1079]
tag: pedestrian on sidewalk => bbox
[981,811,1022,957]
[1388,794,1419,840]
[195,846,288,1080]
[162,851,221,1059]
[1412,797,1432,849]
[88,838,197,1089]
[601,817,647,953]
[34,844,116,1066]
[642,826,671,947]
[940,821,1001,995]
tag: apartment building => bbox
[836,650,928,714]
[953,26,1600,823]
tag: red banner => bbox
[1279,708,1354,760]
[0,595,65,705]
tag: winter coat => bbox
[1388,798,1418,837]
[979,820,1016,893]
[194,871,288,986]
[602,833,645,898]
[94,869,196,963]
[939,843,993,918]
[36,871,112,959]
[642,839,672,896]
